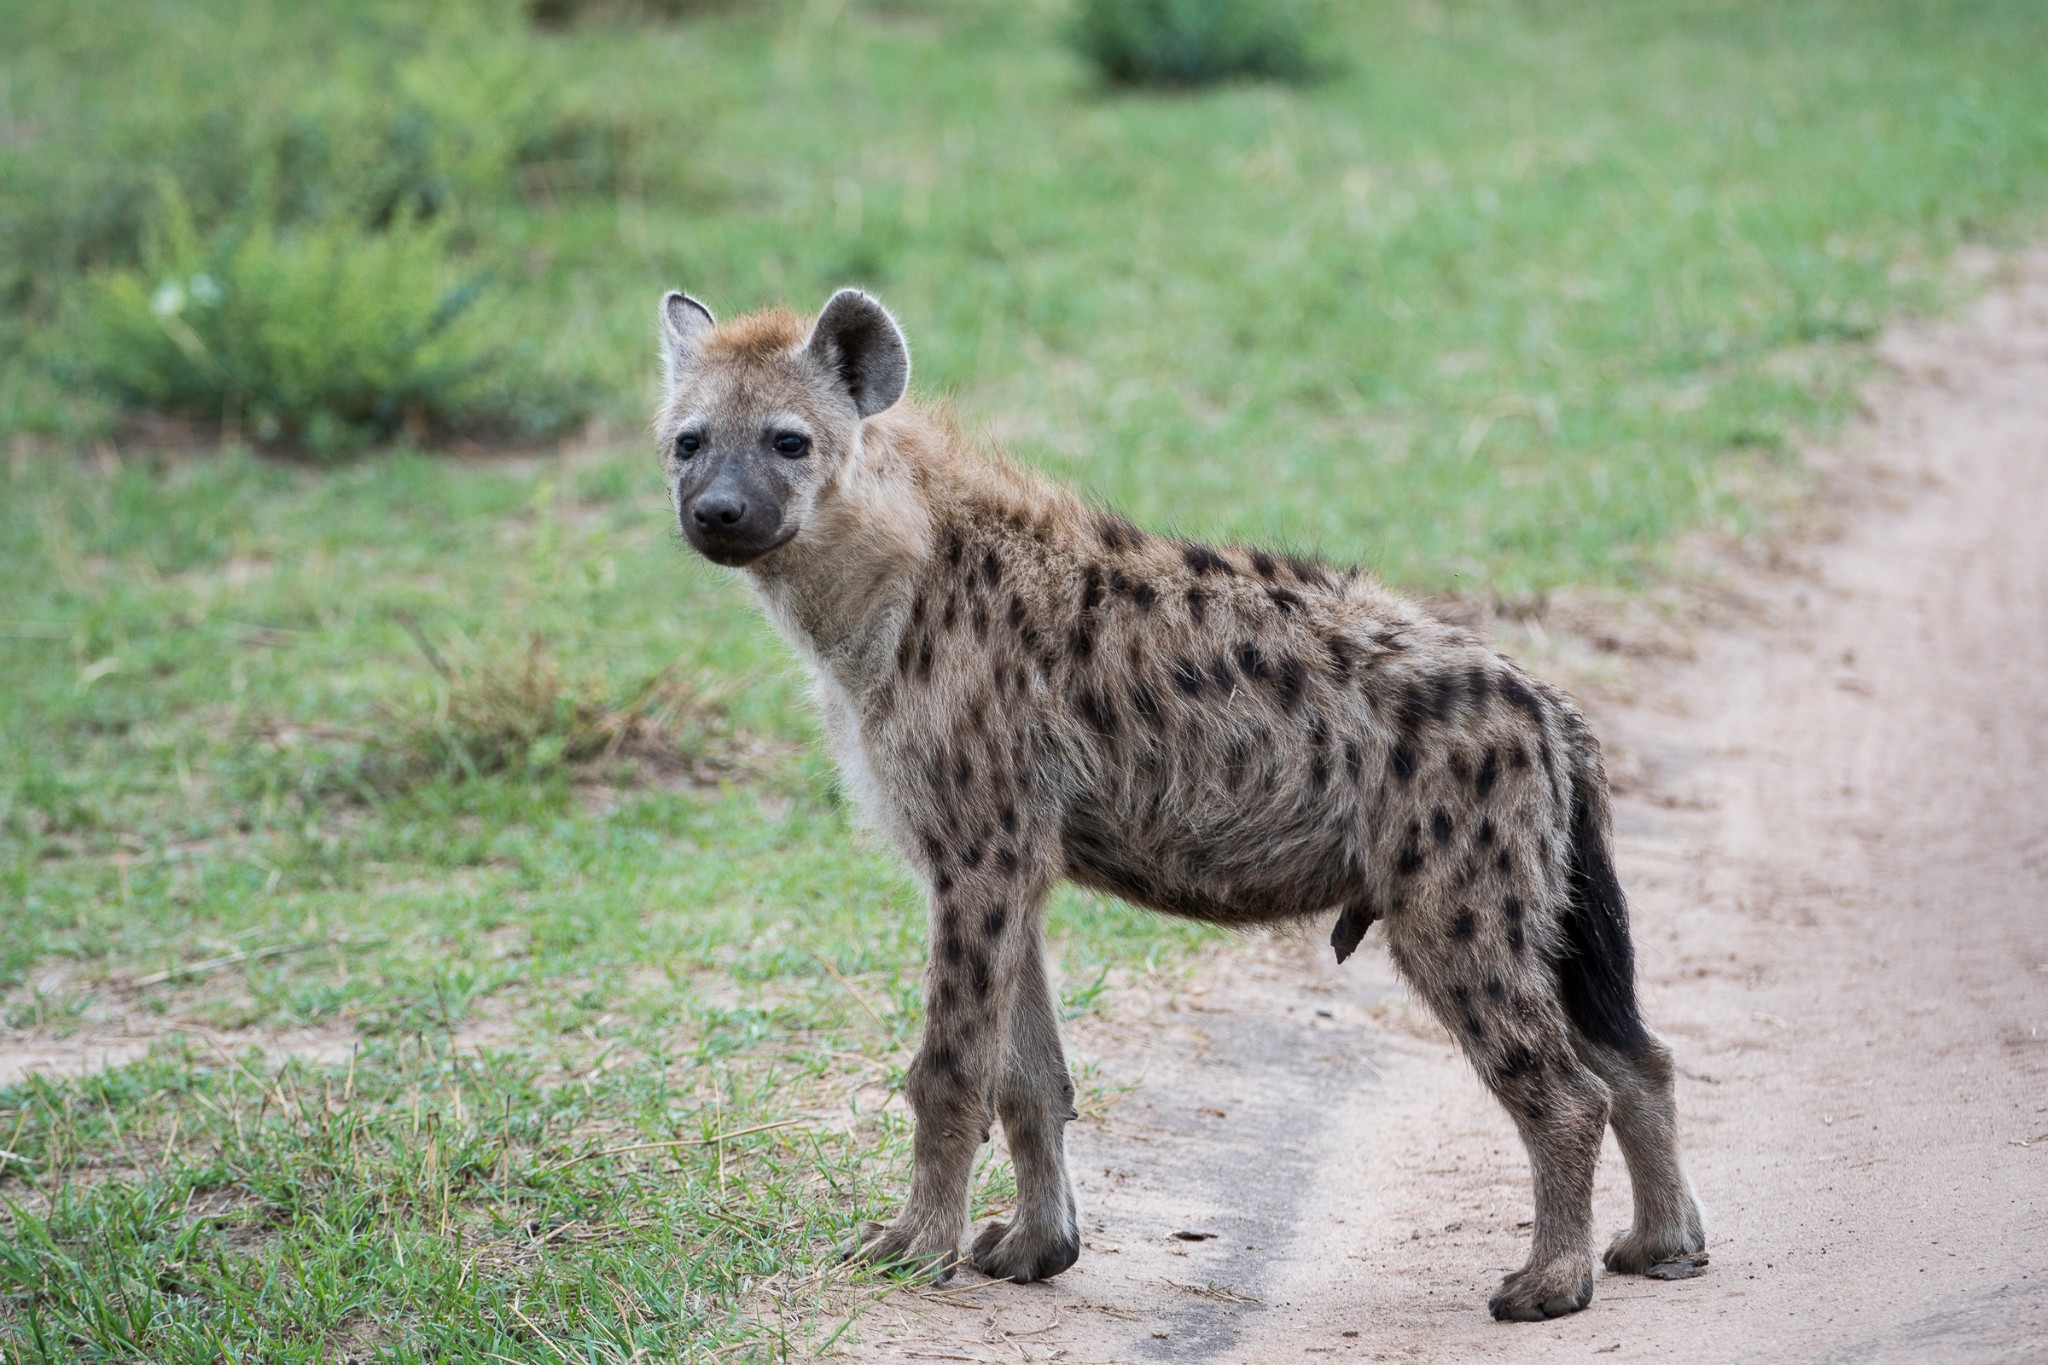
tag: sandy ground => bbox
[847,257,2048,1363]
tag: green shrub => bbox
[61,186,582,457]
[1071,0,1322,87]
[528,0,731,27]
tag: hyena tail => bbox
[1557,744,1654,1055]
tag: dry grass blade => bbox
[133,935,386,988]
[540,1116,815,1172]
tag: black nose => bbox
[692,493,746,529]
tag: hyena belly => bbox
[1053,628,1399,928]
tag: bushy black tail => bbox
[1558,753,1654,1055]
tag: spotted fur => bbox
[655,288,1705,1320]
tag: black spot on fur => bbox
[1249,549,1279,580]
[1498,673,1545,723]
[981,549,1002,589]
[1131,683,1162,727]
[916,635,934,679]
[1343,739,1363,778]
[1130,580,1159,611]
[1077,689,1119,736]
[935,869,954,895]
[954,753,974,788]
[1499,1043,1539,1080]
[1496,848,1512,874]
[963,843,983,869]
[1476,748,1500,798]
[1432,808,1454,844]
[1448,982,1486,1039]
[1209,656,1236,691]
[1309,753,1329,792]
[997,847,1019,874]
[1477,818,1496,845]
[944,531,964,567]
[1265,585,1303,614]
[1451,908,1476,940]
[999,803,1017,834]
[1396,844,1425,877]
[1466,667,1494,707]
[1068,621,1095,661]
[1172,658,1204,696]
[1235,644,1268,682]
[1389,744,1417,781]
[1185,586,1208,624]
[968,950,992,997]
[1008,594,1027,629]
[1322,634,1355,680]
[1272,656,1307,709]
[984,906,1008,938]
[1484,977,1506,1002]
[1097,513,1140,551]
[1182,544,1231,576]
[941,596,958,631]
[1503,894,1526,953]
[1079,564,1107,613]
[1285,555,1331,589]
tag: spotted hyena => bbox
[654,287,1706,1321]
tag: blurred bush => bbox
[0,10,681,451]
[528,0,730,26]
[1071,0,1322,87]
[62,186,576,457]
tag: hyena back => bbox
[655,287,1705,1321]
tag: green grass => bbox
[5,0,2048,1359]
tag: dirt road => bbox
[849,254,2048,1362]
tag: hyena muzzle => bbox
[653,286,1706,1321]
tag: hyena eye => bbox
[773,432,810,458]
[676,432,702,458]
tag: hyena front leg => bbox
[972,934,1082,1282]
[844,826,1055,1282]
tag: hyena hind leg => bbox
[1386,917,1610,1321]
[1576,1034,1706,1274]
[972,940,1082,1283]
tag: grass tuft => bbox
[378,621,730,787]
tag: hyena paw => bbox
[1487,1257,1594,1322]
[1603,1223,1708,1277]
[970,1217,1081,1284]
[839,1216,963,1284]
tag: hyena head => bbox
[655,288,910,567]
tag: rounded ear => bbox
[659,290,716,378]
[803,289,910,417]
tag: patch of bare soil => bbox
[844,254,2048,1363]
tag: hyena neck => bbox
[746,409,937,694]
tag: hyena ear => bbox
[659,290,716,379]
[802,288,910,417]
